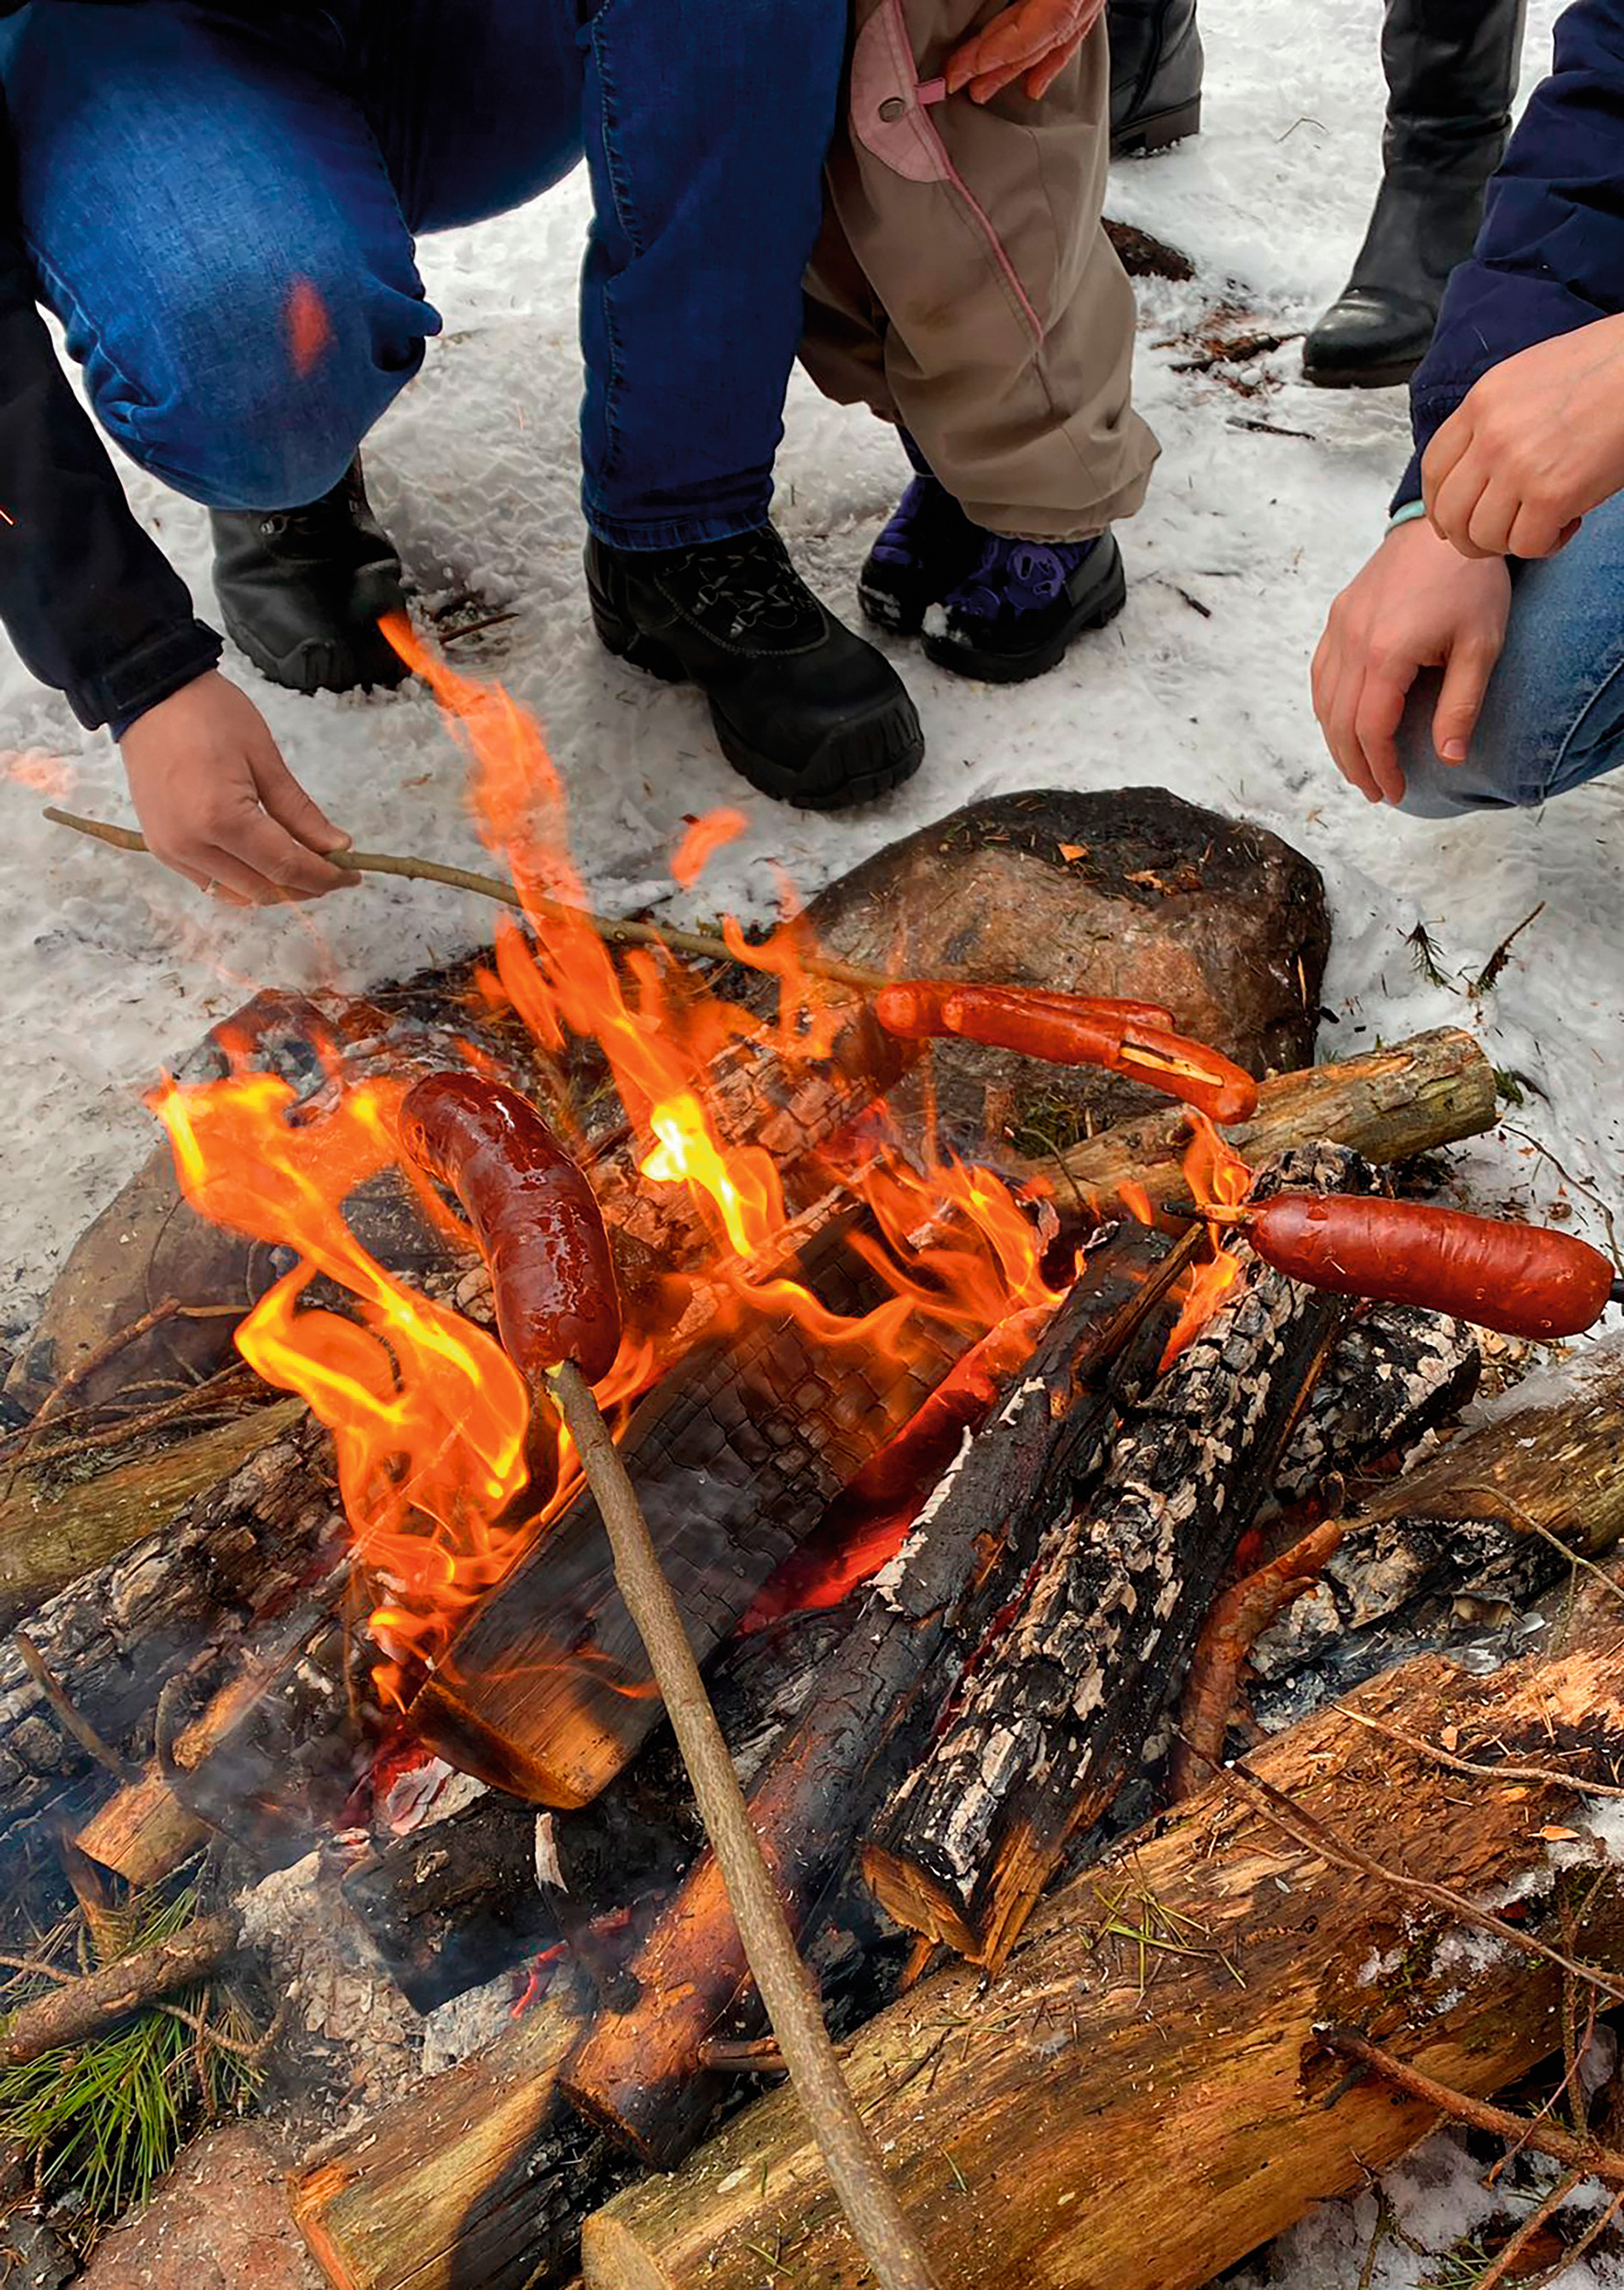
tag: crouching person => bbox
[1313,0,1624,817]
[803,0,1159,685]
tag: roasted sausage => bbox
[1245,1194,1614,1339]
[872,982,1259,1124]
[399,1073,622,1383]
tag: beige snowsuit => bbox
[802,0,1158,542]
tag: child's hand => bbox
[118,672,355,905]
[1423,314,1624,561]
[945,0,1107,102]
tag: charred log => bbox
[561,1224,1183,2169]
[411,1215,973,1810]
[864,1146,1370,1967]
[0,1418,342,1854]
[1276,1304,1480,1503]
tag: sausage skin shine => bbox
[399,1073,622,1384]
[1248,1194,1613,1339]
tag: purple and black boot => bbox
[924,531,1126,684]
[858,469,987,638]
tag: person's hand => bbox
[1311,518,1511,805]
[944,0,1107,102]
[118,671,354,905]
[1423,314,1624,560]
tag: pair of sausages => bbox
[872,980,1260,1126]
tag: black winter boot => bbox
[1108,0,1203,157]
[210,457,410,694]
[586,527,923,811]
[1303,0,1526,389]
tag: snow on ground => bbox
[0,1,1619,2280]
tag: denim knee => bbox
[84,259,436,512]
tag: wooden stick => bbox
[1320,2027,1624,2189]
[42,808,887,994]
[545,1357,940,2290]
[1338,1706,1624,1801]
[9,1629,133,1784]
[1,1910,239,2065]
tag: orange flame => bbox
[1158,1113,1254,1366]
[671,808,747,891]
[152,623,1088,1674]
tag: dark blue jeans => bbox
[0,0,846,545]
[1397,491,1624,816]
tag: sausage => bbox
[1245,1194,1614,1340]
[873,981,1173,1042]
[399,1073,622,1384]
[872,982,1259,1125]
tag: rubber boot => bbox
[586,526,923,811]
[1303,0,1526,389]
[1108,0,1203,157]
[210,457,410,693]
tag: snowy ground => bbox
[1,0,1619,2280]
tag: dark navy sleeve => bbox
[1392,0,1624,511]
[0,113,221,728]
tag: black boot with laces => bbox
[586,526,923,810]
[210,456,411,695]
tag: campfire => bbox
[4,645,1623,2290]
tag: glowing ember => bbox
[1158,1113,1254,1365]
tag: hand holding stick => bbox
[400,1074,941,2290]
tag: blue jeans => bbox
[1398,491,1624,816]
[0,0,845,546]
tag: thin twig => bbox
[43,807,889,994]
[1528,2185,1624,2284]
[17,1366,260,1470]
[156,1993,287,2062]
[1340,1706,1624,1800]
[1211,1756,1624,2005]
[1470,902,1546,998]
[10,1630,133,1784]
[1320,2028,1624,2190]
[547,1357,940,2290]
[1499,1125,1624,1279]
[1467,2167,1586,2290]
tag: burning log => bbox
[411,1216,974,1810]
[581,1577,1624,2290]
[1056,1025,1496,1209]
[71,1768,210,1890]
[863,1145,1373,1967]
[561,1224,1185,2169]
[0,1418,342,1853]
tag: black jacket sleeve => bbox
[1393,0,1624,511]
[0,116,220,730]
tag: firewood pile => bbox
[2,777,1622,2290]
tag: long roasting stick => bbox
[545,1358,942,2290]
[41,806,889,994]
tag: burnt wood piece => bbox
[1056,1026,1496,1211]
[1250,1331,1624,1715]
[864,1146,1370,1968]
[0,1418,342,1855]
[344,1604,851,2015]
[1275,1304,1480,1503]
[583,1580,1624,2290]
[561,1225,1184,2169]
[71,1767,210,1889]
[411,1215,972,1810]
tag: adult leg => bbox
[1303,0,1526,390]
[1396,498,1624,817]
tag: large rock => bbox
[75,2123,323,2290]
[804,787,1330,1152]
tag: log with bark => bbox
[1273,1303,1480,1503]
[560,1223,1185,2169]
[581,1576,1624,2290]
[0,1417,342,1853]
[1056,1025,1496,1209]
[863,1144,1373,1967]
[411,1214,974,1810]
[1,1911,241,2067]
